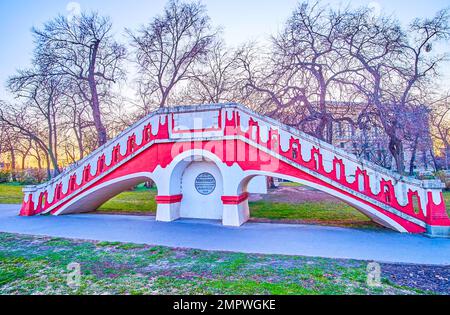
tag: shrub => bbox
[0,170,11,183]
[16,169,47,185]
[435,171,450,191]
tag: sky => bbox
[0,0,449,101]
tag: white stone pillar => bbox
[155,195,182,222]
[221,192,250,226]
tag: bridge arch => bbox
[237,170,408,233]
[53,172,158,215]
[20,103,448,236]
[156,149,242,221]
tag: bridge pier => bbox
[426,226,450,238]
[221,192,250,226]
[155,195,183,222]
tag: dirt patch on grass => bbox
[249,186,346,204]
[380,263,450,295]
[248,217,382,229]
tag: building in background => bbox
[295,101,436,174]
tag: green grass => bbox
[0,232,430,295]
[97,185,157,213]
[444,191,450,216]
[249,201,376,228]
[278,181,303,187]
[0,183,24,204]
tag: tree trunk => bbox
[48,149,60,177]
[389,138,405,174]
[75,124,84,159]
[430,149,438,172]
[266,176,276,189]
[314,118,326,142]
[160,91,168,108]
[45,152,51,180]
[9,147,17,182]
[88,40,108,146]
[36,153,42,171]
[21,142,32,170]
[408,136,419,176]
[325,119,333,144]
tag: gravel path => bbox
[249,186,344,203]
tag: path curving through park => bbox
[0,204,449,265]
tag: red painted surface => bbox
[221,192,249,205]
[155,195,183,204]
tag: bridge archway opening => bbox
[168,154,224,221]
[54,173,158,215]
[238,172,405,232]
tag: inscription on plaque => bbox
[195,172,216,195]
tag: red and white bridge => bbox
[20,103,449,237]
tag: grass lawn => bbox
[278,181,303,187]
[97,185,157,214]
[249,201,376,228]
[0,232,437,295]
[444,191,450,216]
[0,183,23,204]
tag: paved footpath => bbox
[0,204,449,265]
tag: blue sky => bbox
[0,0,449,101]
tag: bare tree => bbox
[0,121,19,181]
[430,94,450,169]
[340,7,449,173]
[239,4,361,143]
[60,81,95,160]
[33,12,127,146]
[0,71,64,178]
[270,2,359,143]
[128,0,217,111]
[7,72,62,174]
[179,40,243,104]
[402,106,433,175]
[15,138,33,170]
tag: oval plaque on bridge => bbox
[195,172,216,195]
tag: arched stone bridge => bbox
[20,103,449,237]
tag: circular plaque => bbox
[195,172,216,195]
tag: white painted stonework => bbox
[247,176,268,194]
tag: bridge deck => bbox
[19,103,449,236]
